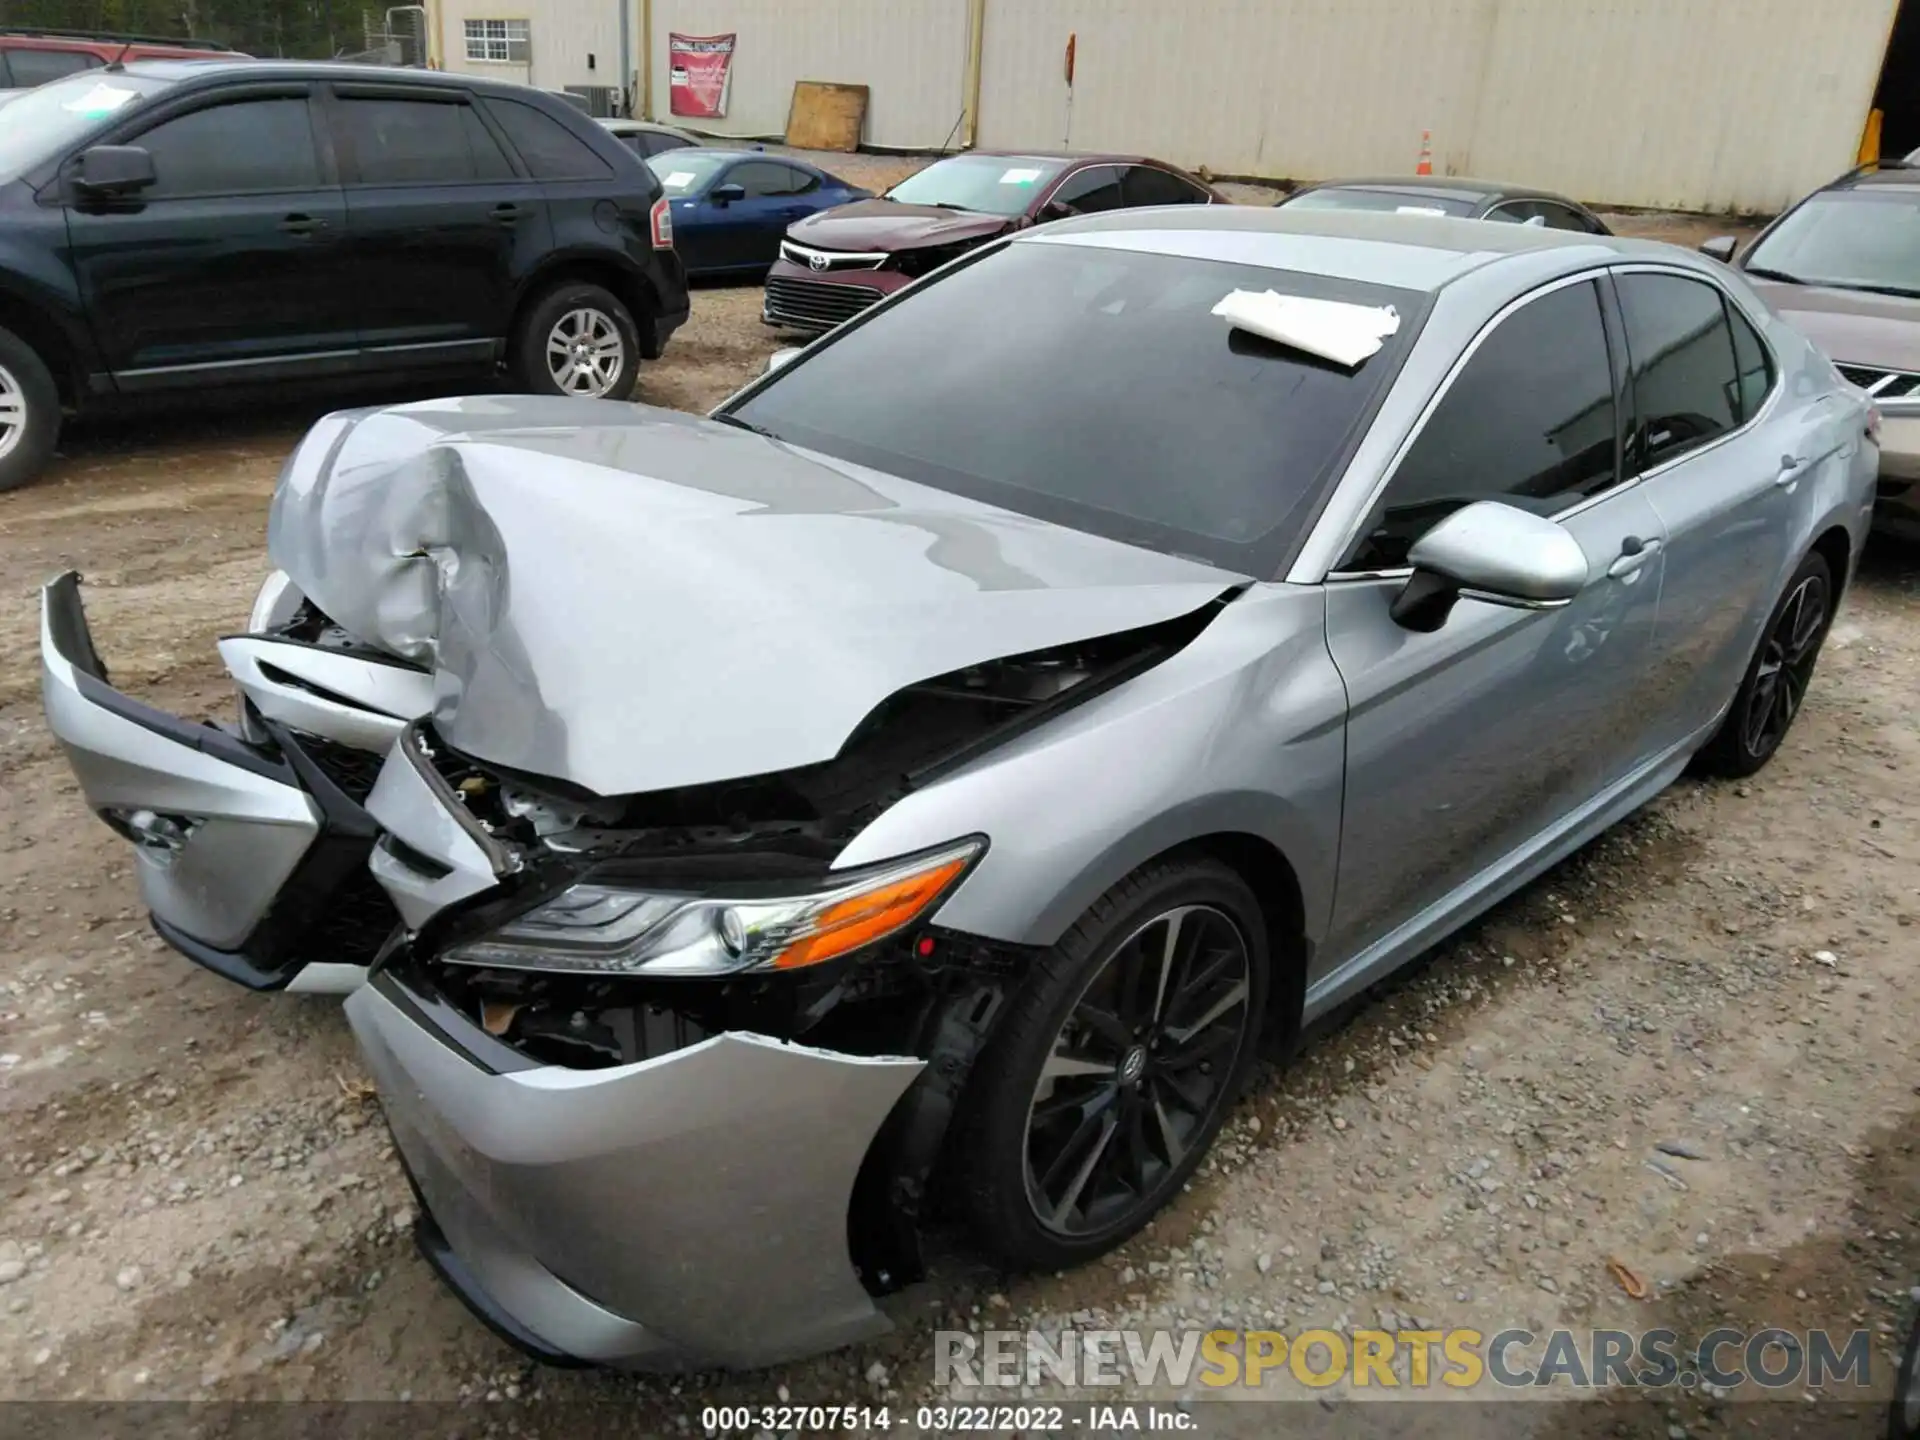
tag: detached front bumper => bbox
[345,973,924,1371]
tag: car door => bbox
[329,84,553,364]
[1119,164,1213,209]
[64,85,356,388]
[1609,267,1811,754]
[708,160,820,269]
[1320,276,1669,964]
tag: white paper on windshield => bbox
[1395,204,1449,216]
[662,171,696,189]
[1211,290,1401,367]
[999,167,1043,184]
[62,83,141,117]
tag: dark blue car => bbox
[647,149,868,277]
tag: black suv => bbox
[0,61,689,490]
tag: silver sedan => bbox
[39,204,1877,1370]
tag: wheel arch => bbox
[510,254,663,359]
[1809,522,1852,595]
[0,284,81,410]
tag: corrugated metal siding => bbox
[975,0,1898,212]
[647,0,971,147]
[436,0,622,94]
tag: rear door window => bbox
[1615,272,1743,470]
[1121,165,1210,207]
[486,98,612,181]
[335,95,513,184]
[1347,280,1618,570]
[1727,301,1775,421]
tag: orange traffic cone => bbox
[1415,129,1433,176]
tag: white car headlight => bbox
[441,838,983,978]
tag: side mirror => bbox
[710,182,746,205]
[1699,235,1739,264]
[1389,500,1589,632]
[764,347,802,375]
[74,145,157,198]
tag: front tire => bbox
[511,283,641,400]
[957,857,1270,1271]
[0,325,61,494]
[1694,551,1835,778]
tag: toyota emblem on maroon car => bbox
[810,252,830,271]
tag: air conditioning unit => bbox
[565,84,621,118]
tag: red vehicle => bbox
[763,150,1223,333]
[0,28,245,89]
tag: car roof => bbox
[601,118,694,135]
[1024,204,1677,293]
[665,146,801,163]
[1290,176,1587,207]
[119,57,561,95]
[948,150,1168,167]
[1831,162,1920,194]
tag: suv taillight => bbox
[650,196,673,250]
[1868,403,1884,443]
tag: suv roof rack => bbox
[0,26,236,52]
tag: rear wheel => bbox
[0,325,61,494]
[511,283,641,400]
[1694,551,1834,778]
[957,857,1269,1270]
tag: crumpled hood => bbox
[787,198,1015,253]
[267,395,1241,797]
[1749,280,1920,372]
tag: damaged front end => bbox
[348,603,1225,1366]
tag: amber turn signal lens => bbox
[770,856,971,970]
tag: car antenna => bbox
[106,41,133,69]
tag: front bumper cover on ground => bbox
[345,974,925,1371]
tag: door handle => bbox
[277,213,326,236]
[1607,536,1662,578]
[1776,453,1814,486]
[492,203,524,225]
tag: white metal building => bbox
[428,0,1917,213]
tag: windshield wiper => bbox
[1743,265,1806,285]
[1840,282,1920,300]
[712,413,778,439]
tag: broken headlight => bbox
[441,838,983,978]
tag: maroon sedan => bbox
[763,151,1222,333]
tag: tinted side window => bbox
[487,98,612,181]
[1616,273,1741,470]
[337,97,512,184]
[137,98,321,197]
[1349,281,1617,570]
[1727,301,1774,422]
[1123,166,1208,207]
[9,49,100,87]
[649,134,694,156]
[727,161,806,197]
[1050,165,1125,214]
[1534,201,1602,233]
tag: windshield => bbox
[1285,186,1477,218]
[725,240,1423,575]
[1742,190,1920,295]
[884,155,1069,216]
[0,71,172,184]
[647,152,730,194]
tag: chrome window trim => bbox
[1304,260,1784,584]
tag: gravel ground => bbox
[0,165,1914,1436]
